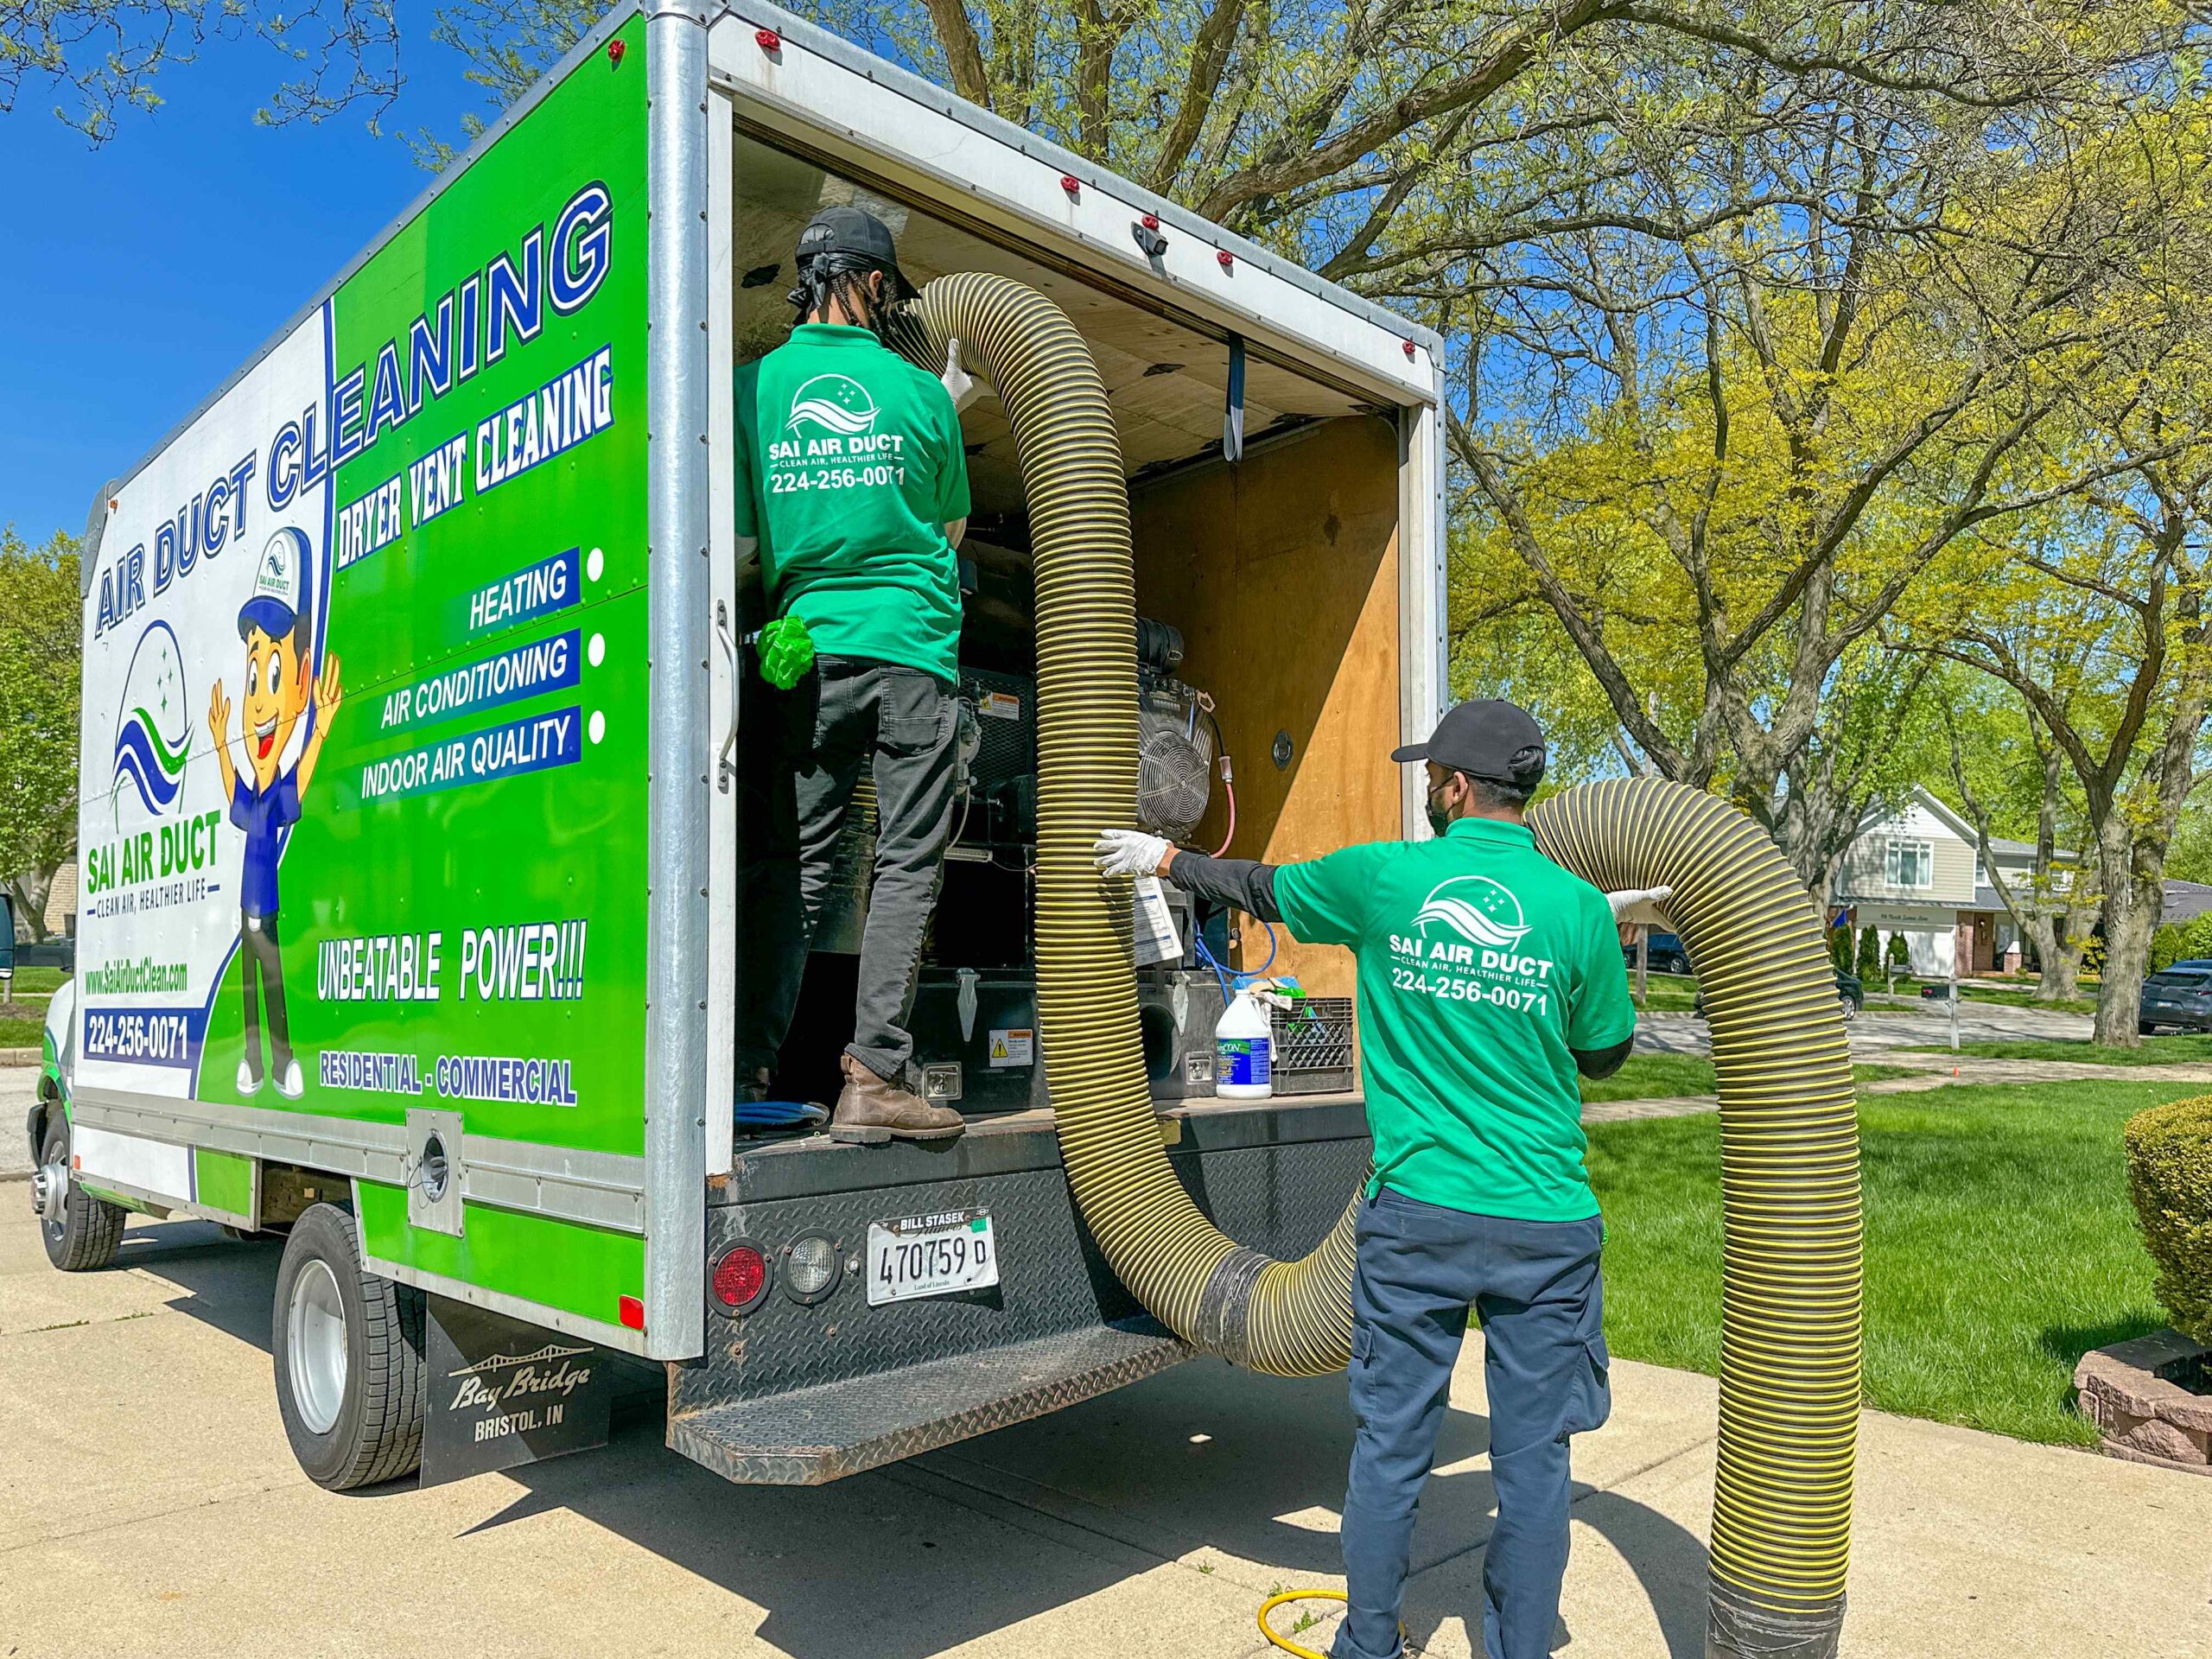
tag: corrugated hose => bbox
[889,275,1860,1658]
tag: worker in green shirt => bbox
[1096,699,1668,1659]
[734,206,978,1142]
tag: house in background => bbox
[1833,785,2068,978]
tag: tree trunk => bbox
[5,868,53,944]
[2032,899,2095,1001]
[2093,830,2154,1046]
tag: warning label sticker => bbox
[977,690,1022,721]
[987,1027,1034,1068]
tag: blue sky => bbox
[0,10,482,543]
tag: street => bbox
[2,1204,2204,1658]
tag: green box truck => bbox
[31,0,1446,1491]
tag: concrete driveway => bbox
[3,1206,2208,1658]
[1636,997,2094,1061]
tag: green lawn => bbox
[1904,1034,2212,1067]
[1957,984,2100,1016]
[3,967,68,996]
[0,1016,45,1048]
[1580,1055,1930,1103]
[1587,1080,2177,1446]
[1630,971,1700,1014]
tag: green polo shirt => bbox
[733,324,971,682]
[1273,817,1635,1221]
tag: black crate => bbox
[1272,996,1356,1096]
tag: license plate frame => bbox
[865,1208,1000,1306]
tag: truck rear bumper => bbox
[668,1094,1368,1483]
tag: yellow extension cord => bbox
[1255,1589,1347,1659]
[892,278,1863,1657]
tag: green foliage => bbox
[1886,931,1911,970]
[0,530,80,927]
[3,0,400,141]
[1831,925,1853,972]
[2180,912,2212,962]
[2151,923,2190,974]
[2123,1096,2212,1344]
[1589,1080,2174,1446]
[1857,925,1884,982]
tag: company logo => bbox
[112,620,192,819]
[1413,875,1530,950]
[785,373,879,437]
[445,1342,594,1378]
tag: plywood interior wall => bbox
[1133,415,1402,997]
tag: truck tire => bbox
[271,1203,426,1490]
[38,1119,126,1272]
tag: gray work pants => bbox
[737,655,957,1084]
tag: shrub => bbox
[2152,923,2189,974]
[2124,1096,2212,1345]
[1830,925,1853,973]
[1885,931,1910,973]
[1856,925,1882,982]
[2183,912,2212,962]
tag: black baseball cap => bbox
[1391,699,1547,786]
[796,206,919,302]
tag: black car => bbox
[1626,931,1693,976]
[2140,965,2212,1033]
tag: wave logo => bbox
[785,373,879,437]
[1413,875,1530,951]
[112,620,193,819]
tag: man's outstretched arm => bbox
[1093,830,1283,923]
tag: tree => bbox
[1939,682,2100,1001]
[1885,929,1910,982]
[1855,924,1882,983]
[1436,24,2202,906]
[0,529,82,942]
[3,0,400,141]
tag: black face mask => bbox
[1426,779,1456,837]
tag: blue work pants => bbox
[1332,1189,1609,1659]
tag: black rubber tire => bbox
[39,1119,126,1273]
[1837,993,1857,1024]
[271,1203,426,1491]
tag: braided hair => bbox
[788,253,888,336]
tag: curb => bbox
[0,1048,41,1068]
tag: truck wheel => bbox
[35,1119,126,1272]
[271,1203,426,1491]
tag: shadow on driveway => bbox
[128,1217,1708,1659]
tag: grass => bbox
[3,967,68,996]
[1580,1055,1939,1103]
[0,1016,45,1048]
[1903,1034,2212,1067]
[1956,984,2100,1016]
[1586,1079,2179,1446]
[1630,971,1700,1014]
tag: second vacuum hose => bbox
[893,274,1860,1656]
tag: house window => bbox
[1886,839,1934,889]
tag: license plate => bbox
[866,1209,999,1306]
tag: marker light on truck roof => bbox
[712,1244,772,1316]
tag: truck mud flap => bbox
[420,1295,619,1488]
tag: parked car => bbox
[14,937,74,972]
[1627,931,1694,976]
[2139,965,2212,1033]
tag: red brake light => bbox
[713,1245,770,1314]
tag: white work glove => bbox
[942,339,982,412]
[1094,828,1171,879]
[1607,886,1674,927]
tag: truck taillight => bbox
[713,1244,772,1315]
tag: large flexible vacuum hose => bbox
[892,276,1859,1657]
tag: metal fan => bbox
[1136,684,1215,839]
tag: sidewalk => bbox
[3,1208,2209,1657]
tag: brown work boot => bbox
[829,1054,964,1143]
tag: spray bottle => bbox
[1215,982,1274,1100]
